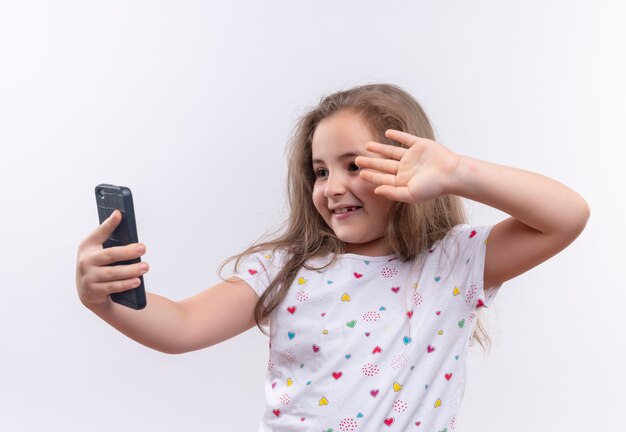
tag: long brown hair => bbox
[218,83,493,352]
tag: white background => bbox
[0,1,623,430]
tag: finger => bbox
[90,261,149,284]
[384,129,421,147]
[374,185,414,203]
[363,142,406,160]
[83,210,122,247]
[91,277,143,295]
[355,155,399,174]
[91,242,146,267]
[359,169,397,186]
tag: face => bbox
[311,110,395,256]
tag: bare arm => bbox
[356,129,590,290]
[77,210,258,354]
[85,292,188,354]
[450,155,590,288]
[85,279,258,354]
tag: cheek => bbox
[354,180,379,204]
[311,185,326,215]
[355,175,377,192]
[362,188,394,219]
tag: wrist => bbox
[81,297,113,314]
[447,153,470,197]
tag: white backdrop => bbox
[0,1,623,431]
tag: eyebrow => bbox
[312,152,359,165]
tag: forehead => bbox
[311,111,377,163]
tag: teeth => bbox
[334,207,358,214]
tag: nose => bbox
[324,171,347,198]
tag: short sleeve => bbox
[230,249,283,299]
[441,223,503,311]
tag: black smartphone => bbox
[94,184,147,310]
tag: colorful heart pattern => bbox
[241,225,493,430]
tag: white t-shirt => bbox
[232,224,503,432]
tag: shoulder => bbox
[427,224,494,269]
[438,224,492,249]
[234,246,290,277]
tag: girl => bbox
[76,83,590,431]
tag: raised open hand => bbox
[355,129,463,204]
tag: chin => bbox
[336,234,371,245]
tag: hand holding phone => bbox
[76,209,148,309]
[76,184,148,309]
[87,184,147,310]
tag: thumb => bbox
[87,210,122,247]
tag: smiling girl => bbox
[76,83,590,431]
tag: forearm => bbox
[87,292,188,354]
[450,155,590,235]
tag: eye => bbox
[314,168,328,178]
[313,162,359,180]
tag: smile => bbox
[332,207,361,219]
[332,206,362,214]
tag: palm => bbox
[356,129,462,204]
